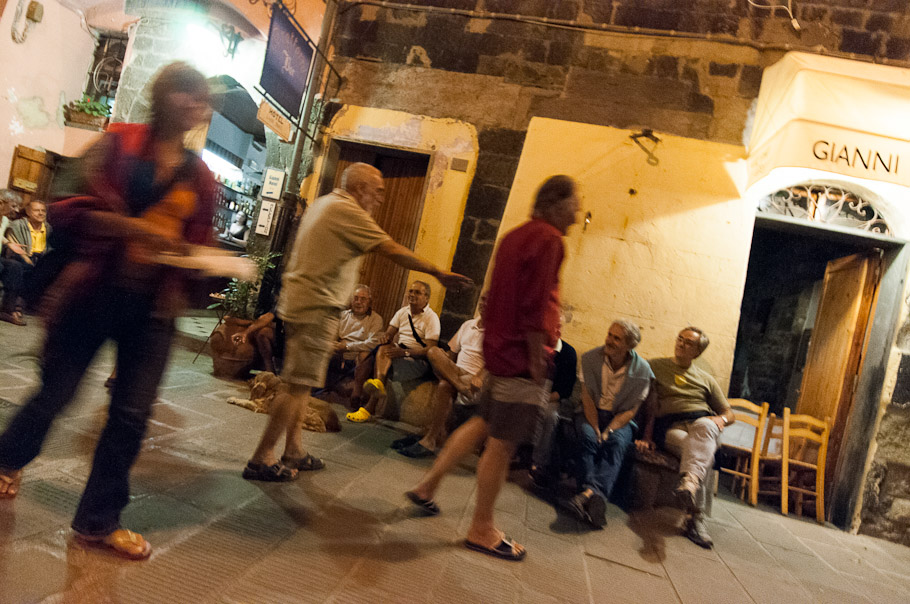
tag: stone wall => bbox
[328,0,910,539]
[330,0,910,332]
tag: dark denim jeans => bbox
[0,257,24,312]
[575,411,635,499]
[0,287,174,536]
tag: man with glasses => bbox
[638,326,735,548]
[347,280,440,422]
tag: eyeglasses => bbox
[676,335,700,349]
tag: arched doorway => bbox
[732,182,904,522]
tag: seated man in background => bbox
[526,333,576,474]
[327,284,384,399]
[563,320,653,528]
[347,280,439,422]
[0,190,26,325]
[6,199,51,267]
[392,294,486,458]
[638,326,735,548]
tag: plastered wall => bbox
[493,118,753,390]
[0,2,95,180]
[304,105,478,314]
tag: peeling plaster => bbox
[406,46,432,68]
[17,96,53,129]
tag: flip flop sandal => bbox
[0,468,22,499]
[398,442,435,459]
[405,490,440,516]
[464,536,526,561]
[281,454,325,472]
[242,461,298,482]
[75,529,152,561]
[391,434,420,450]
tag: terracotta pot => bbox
[210,316,256,378]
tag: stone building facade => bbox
[325,0,910,542]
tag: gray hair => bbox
[0,189,23,208]
[341,162,382,192]
[413,280,431,298]
[353,284,372,298]
[683,326,709,354]
[612,319,641,349]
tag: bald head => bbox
[341,163,385,214]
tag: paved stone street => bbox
[1,317,909,604]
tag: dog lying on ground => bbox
[227,371,340,433]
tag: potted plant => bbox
[63,95,111,130]
[208,252,280,378]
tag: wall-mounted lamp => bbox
[583,211,592,232]
[218,23,243,59]
[630,128,661,165]
[10,0,43,44]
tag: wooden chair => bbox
[756,408,830,523]
[718,399,769,506]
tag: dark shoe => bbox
[281,454,325,472]
[391,434,420,450]
[242,461,298,482]
[405,490,440,516]
[564,493,594,526]
[684,515,713,549]
[398,442,435,458]
[674,472,699,513]
[585,493,607,528]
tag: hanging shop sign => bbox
[262,168,286,200]
[256,200,277,236]
[257,100,294,142]
[259,5,313,118]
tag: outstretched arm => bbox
[373,239,473,292]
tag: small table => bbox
[193,293,226,363]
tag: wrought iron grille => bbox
[757,184,891,236]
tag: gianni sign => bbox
[812,141,900,176]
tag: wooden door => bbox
[328,143,429,325]
[796,252,881,496]
[7,145,56,202]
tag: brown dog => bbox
[227,372,340,433]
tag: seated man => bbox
[527,335,576,474]
[392,294,486,458]
[563,320,653,528]
[347,280,439,422]
[6,199,51,267]
[0,190,26,326]
[327,284,384,398]
[639,326,735,549]
[233,311,280,374]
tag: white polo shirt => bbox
[389,305,440,349]
[449,318,484,375]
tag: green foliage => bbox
[208,252,280,320]
[66,95,111,118]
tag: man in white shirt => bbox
[393,295,486,458]
[325,284,384,399]
[347,280,440,422]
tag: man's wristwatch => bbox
[720,415,729,426]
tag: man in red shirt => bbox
[406,175,580,561]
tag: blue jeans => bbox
[575,411,634,499]
[0,287,174,536]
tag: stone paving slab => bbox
[1,319,910,603]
